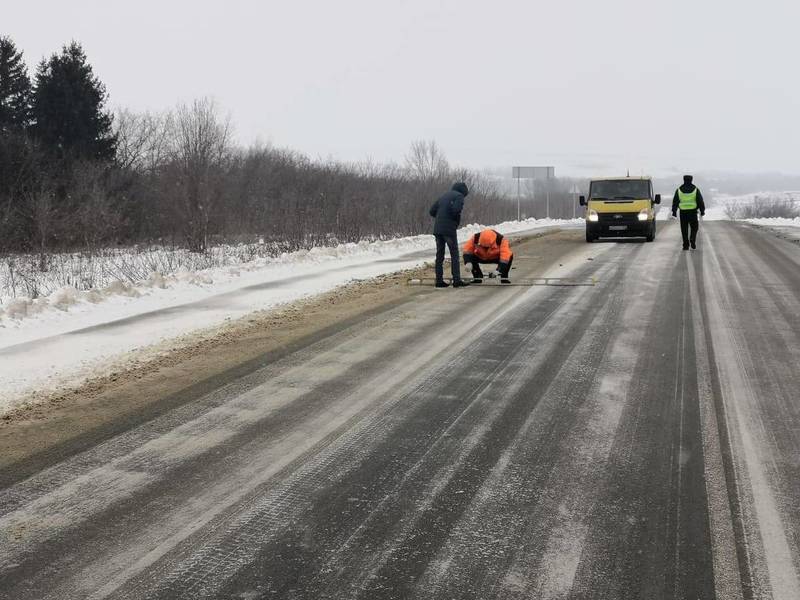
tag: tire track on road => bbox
[123,259,616,600]
[697,222,800,600]
[0,296,520,598]
[568,232,715,600]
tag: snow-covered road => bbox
[2,221,800,598]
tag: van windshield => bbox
[590,180,651,200]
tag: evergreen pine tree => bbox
[0,36,32,132]
[31,41,116,161]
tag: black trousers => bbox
[434,234,461,282]
[679,211,699,247]
[464,254,513,277]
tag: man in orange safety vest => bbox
[463,229,514,284]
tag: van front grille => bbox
[598,213,639,224]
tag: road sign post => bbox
[569,183,581,219]
[512,166,555,221]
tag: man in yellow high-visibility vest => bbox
[671,174,706,250]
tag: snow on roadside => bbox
[0,218,580,413]
[702,203,729,221]
[743,216,800,245]
[744,217,800,228]
[0,218,579,333]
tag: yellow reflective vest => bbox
[677,187,698,211]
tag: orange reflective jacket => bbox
[463,229,513,263]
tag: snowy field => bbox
[0,218,581,414]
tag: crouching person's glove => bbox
[463,253,474,266]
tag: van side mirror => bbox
[579,195,586,206]
[654,194,661,204]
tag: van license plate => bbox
[609,225,627,231]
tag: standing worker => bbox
[672,174,706,250]
[430,182,471,288]
[463,229,514,284]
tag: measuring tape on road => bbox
[407,277,597,287]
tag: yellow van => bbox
[579,177,661,242]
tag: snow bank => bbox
[744,217,800,228]
[0,218,578,328]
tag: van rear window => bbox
[590,180,651,200]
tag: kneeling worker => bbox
[463,229,514,284]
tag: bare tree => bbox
[114,108,171,173]
[405,140,450,182]
[166,98,232,252]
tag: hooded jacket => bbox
[430,183,468,235]
[463,229,513,264]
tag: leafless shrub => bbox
[724,196,800,219]
[0,240,301,302]
[71,161,125,249]
[26,182,57,275]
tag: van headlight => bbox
[637,209,649,221]
[588,210,599,222]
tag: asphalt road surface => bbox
[2,221,799,599]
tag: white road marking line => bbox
[687,255,745,600]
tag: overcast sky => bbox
[6,0,800,176]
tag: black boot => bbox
[452,279,471,288]
[435,280,450,288]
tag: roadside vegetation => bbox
[1,36,586,302]
[723,193,800,219]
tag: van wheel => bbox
[645,223,655,242]
[586,230,595,243]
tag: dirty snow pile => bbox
[0,217,580,413]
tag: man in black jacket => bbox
[430,182,470,288]
[672,174,706,250]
